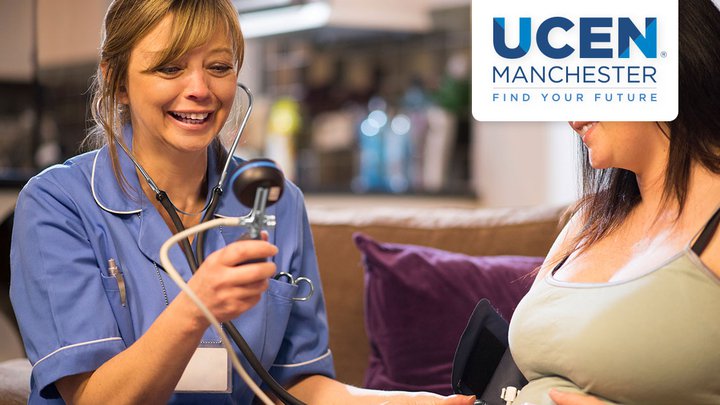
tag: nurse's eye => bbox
[155,65,182,76]
[208,64,234,76]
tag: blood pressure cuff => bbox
[451,299,527,405]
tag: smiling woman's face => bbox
[569,121,669,173]
[120,14,238,156]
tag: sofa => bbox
[0,201,566,403]
[308,202,566,391]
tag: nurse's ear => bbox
[100,62,129,105]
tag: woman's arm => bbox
[548,388,608,405]
[287,375,475,405]
[55,240,278,405]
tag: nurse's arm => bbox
[55,295,206,405]
[55,240,277,405]
[286,374,475,404]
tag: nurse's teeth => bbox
[176,112,209,120]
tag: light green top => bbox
[508,248,720,405]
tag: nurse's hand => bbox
[184,239,278,325]
[549,389,606,405]
[387,394,476,404]
[288,375,476,405]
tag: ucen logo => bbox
[493,17,657,59]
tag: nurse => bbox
[10,1,473,404]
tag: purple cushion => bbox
[353,232,542,395]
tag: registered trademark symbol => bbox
[660,51,667,58]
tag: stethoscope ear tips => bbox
[230,159,285,208]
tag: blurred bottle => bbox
[432,52,471,192]
[265,97,301,181]
[423,106,456,193]
[352,96,388,193]
[400,79,431,192]
[384,113,411,193]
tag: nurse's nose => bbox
[184,69,212,101]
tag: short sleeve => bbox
[268,185,335,386]
[10,176,126,398]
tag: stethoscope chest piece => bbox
[230,159,284,207]
[230,158,285,240]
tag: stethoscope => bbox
[119,83,308,405]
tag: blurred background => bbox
[0,0,579,209]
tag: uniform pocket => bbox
[267,277,299,301]
[258,278,297,364]
[100,274,120,291]
[100,273,136,345]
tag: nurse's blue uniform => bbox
[10,128,335,404]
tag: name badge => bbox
[175,346,232,393]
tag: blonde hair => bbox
[85,0,244,188]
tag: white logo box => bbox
[471,0,678,121]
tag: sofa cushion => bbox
[353,232,542,395]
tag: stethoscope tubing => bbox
[218,83,253,189]
[116,82,305,405]
[194,83,255,262]
[160,217,273,404]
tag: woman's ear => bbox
[101,62,129,104]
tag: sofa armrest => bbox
[0,359,31,404]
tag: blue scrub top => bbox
[10,128,335,404]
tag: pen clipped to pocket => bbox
[101,258,135,345]
[108,258,127,307]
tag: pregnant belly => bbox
[514,377,617,405]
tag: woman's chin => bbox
[166,134,218,154]
[588,155,611,170]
